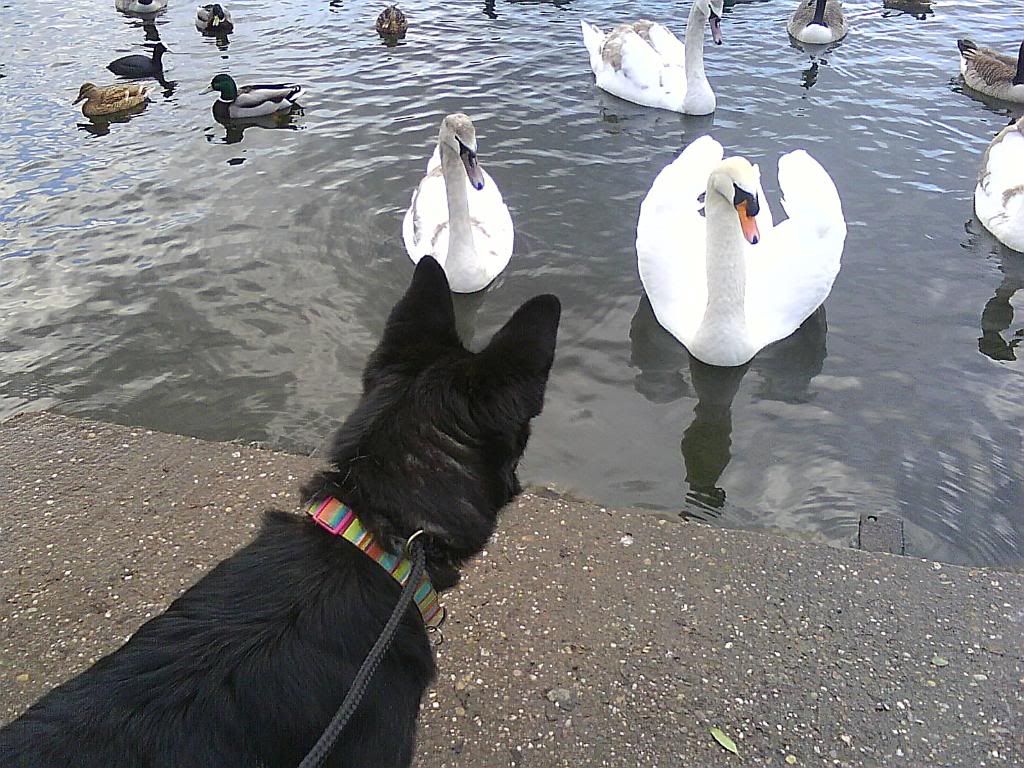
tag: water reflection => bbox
[967,226,1024,362]
[208,106,304,145]
[630,296,827,518]
[800,61,819,90]
[882,0,934,20]
[979,273,1024,361]
[76,102,150,137]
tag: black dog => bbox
[1,256,561,768]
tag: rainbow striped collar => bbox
[306,496,444,629]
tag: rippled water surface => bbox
[2,0,1022,567]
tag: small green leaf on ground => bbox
[785,755,798,765]
[931,655,949,667]
[710,727,738,755]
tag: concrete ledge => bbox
[1,413,1021,766]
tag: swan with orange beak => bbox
[637,136,846,367]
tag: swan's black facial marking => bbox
[458,138,485,191]
[733,185,759,217]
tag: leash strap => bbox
[297,542,427,768]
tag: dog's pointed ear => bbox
[476,294,561,393]
[380,256,459,349]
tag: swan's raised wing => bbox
[637,135,724,345]
[975,121,1024,252]
[403,164,450,266]
[746,150,846,349]
[616,29,673,91]
[644,22,686,66]
[581,21,607,73]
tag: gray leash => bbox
[297,541,427,768]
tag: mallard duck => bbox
[402,114,513,294]
[788,0,847,44]
[107,43,168,79]
[975,117,1024,252]
[74,82,151,117]
[196,4,234,34]
[581,0,724,116]
[636,136,846,367]
[957,38,1024,103]
[205,74,301,120]
[376,6,408,38]
[114,0,167,14]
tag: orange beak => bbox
[736,200,760,245]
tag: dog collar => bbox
[306,496,444,629]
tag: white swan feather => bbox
[402,114,513,294]
[637,136,846,366]
[975,117,1024,252]
[581,0,723,116]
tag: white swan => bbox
[636,136,846,367]
[975,117,1024,252]
[581,0,724,115]
[402,114,513,294]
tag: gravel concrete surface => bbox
[1,412,1021,767]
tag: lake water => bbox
[1,0,1022,568]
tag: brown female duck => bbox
[376,6,408,38]
[74,82,151,117]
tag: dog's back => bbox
[2,257,560,768]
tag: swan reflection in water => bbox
[629,295,827,518]
[967,220,1024,362]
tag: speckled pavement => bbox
[2,413,1022,767]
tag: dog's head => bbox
[304,257,560,588]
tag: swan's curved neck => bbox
[439,142,476,266]
[701,191,747,329]
[683,4,709,86]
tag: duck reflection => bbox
[76,102,150,137]
[630,295,827,518]
[882,0,933,20]
[211,107,303,144]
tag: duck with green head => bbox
[205,74,301,120]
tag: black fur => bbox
[0,256,561,768]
